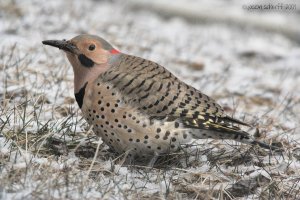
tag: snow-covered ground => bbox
[1,0,300,199]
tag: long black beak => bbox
[42,40,78,54]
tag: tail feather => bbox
[222,115,251,127]
[251,140,279,151]
[183,116,279,150]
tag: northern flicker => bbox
[42,34,276,160]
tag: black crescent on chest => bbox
[75,82,88,108]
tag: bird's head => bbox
[42,34,120,92]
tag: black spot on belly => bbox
[78,54,94,67]
[75,82,88,108]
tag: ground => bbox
[0,0,300,199]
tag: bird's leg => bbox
[147,152,159,168]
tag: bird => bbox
[42,34,276,161]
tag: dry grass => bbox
[1,0,300,199]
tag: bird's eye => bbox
[88,44,96,51]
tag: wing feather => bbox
[101,54,249,128]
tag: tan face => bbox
[42,34,118,93]
[68,35,111,66]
